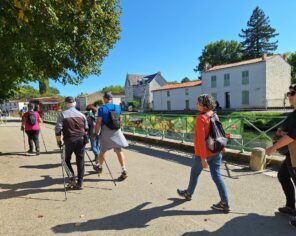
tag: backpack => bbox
[27,112,37,126]
[205,113,228,152]
[106,104,120,130]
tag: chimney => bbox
[283,54,288,61]
[262,54,267,60]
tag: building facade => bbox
[0,100,28,114]
[201,55,291,109]
[124,72,167,109]
[152,81,202,111]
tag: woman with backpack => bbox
[86,104,100,162]
[21,103,42,155]
[177,94,230,213]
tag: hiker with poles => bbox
[85,104,100,163]
[177,94,230,213]
[266,84,296,228]
[21,103,42,155]
[94,92,129,181]
[55,96,88,190]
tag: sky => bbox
[32,0,296,97]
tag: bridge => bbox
[0,119,295,235]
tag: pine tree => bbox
[239,6,279,59]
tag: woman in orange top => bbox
[177,94,230,213]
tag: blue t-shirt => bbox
[98,103,122,125]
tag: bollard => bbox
[250,147,266,171]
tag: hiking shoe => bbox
[94,156,99,164]
[211,201,230,213]
[73,182,83,190]
[66,179,76,189]
[36,151,40,156]
[290,216,296,227]
[27,150,34,154]
[117,171,128,181]
[278,206,296,216]
[97,166,103,175]
[177,189,192,201]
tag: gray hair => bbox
[66,101,77,108]
[197,94,216,110]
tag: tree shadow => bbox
[182,213,295,236]
[52,198,221,234]
[19,163,60,169]
[0,150,59,157]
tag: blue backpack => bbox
[27,112,37,126]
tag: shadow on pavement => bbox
[182,213,295,236]
[19,163,61,169]
[52,198,220,233]
[0,150,59,157]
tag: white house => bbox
[152,81,202,111]
[201,55,291,109]
[0,100,28,114]
[124,72,167,109]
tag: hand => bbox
[201,159,208,169]
[57,140,62,148]
[265,146,274,156]
[20,126,24,131]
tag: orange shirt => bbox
[194,113,219,159]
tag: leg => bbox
[26,131,34,152]
[74,138,85,184]
[186,155,203,196]
[65,144,75,177]
[208,153,229,206]
[278,157,295,209]
[115,148,126,168]
[90,136,99,160]
[98,150,107,166]
[32,130,40,153]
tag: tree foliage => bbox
[12,84,60,100]
[288,52,296,83]
[181,77,190,83]
[194,40,243,72]
[0,0,121,102]
[93,99,103,107]
[101,85,124,94]
[239,6,279,59]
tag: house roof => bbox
[126,72,160,85]
[205,55,277,72]
[152,80,202,92]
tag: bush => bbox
[128,100,140,108]
[93,100,103,107]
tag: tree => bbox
[12,85,40,100]
[194,40,243,72]
[181,77,190,83]
[239,6,279,59]
[0,0,121,102]
[93,99,103,107]
[288,52,296,83]
[101,85,124,94]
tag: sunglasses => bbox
[287,91,296,97]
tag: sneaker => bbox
[73,182,83,190]
[211,201,230,213]
[97,166,103,175]
[117,171,128,181]
[94,156,99,164]
[27,150,34,154]
[278,206,296,216]
[290,216,296,227]
[36,150,40,156]
[177,189,192,201]
[66,179,76,189]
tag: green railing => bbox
[42,112,287,153]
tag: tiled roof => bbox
[126,72,160,85]
[205,55,277,72]
[152,80,202,92]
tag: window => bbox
[185,88,189,95]
[211,76,217,88]
[224,74,230,86]
[167,101,171,110]
[242,91,249,105]
[185,100,190,109]
[242,71,249,85]
[211,93,217,100]
[167,91,170,97]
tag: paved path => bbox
[0,121,295,235]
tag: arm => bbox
[55,113,63,147]
[195,115,208,168]
[93,117,102,139]
[266,135,295,156]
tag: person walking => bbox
[55,96,88,190]
[94,92,129,181]
[85,104,100,162]
[177,94,230,213]
[266,84,296,227]
[21,103,42,155]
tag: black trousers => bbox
[65,138,85,183]
[25,130,40,151]
[278,155,296,208]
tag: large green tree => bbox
[239,6,279,59]
[101,85,124,94]
[181,77,190,83]
[0,0,121,102]
[12,84,60,100]
[288,52,296,83]
[194,40,243,72]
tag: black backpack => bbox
[27,112,37,126]
[205,113,228,152]
[106,104,120,130]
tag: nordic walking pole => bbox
[104,158,117,186]
[60,146,67,200]
[40,129,48,152]
[85,150,99,172]
[22,130,27,156]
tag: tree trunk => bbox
[39,78,50,95]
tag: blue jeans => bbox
[187,153,229,206]
[89,136,100,157]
